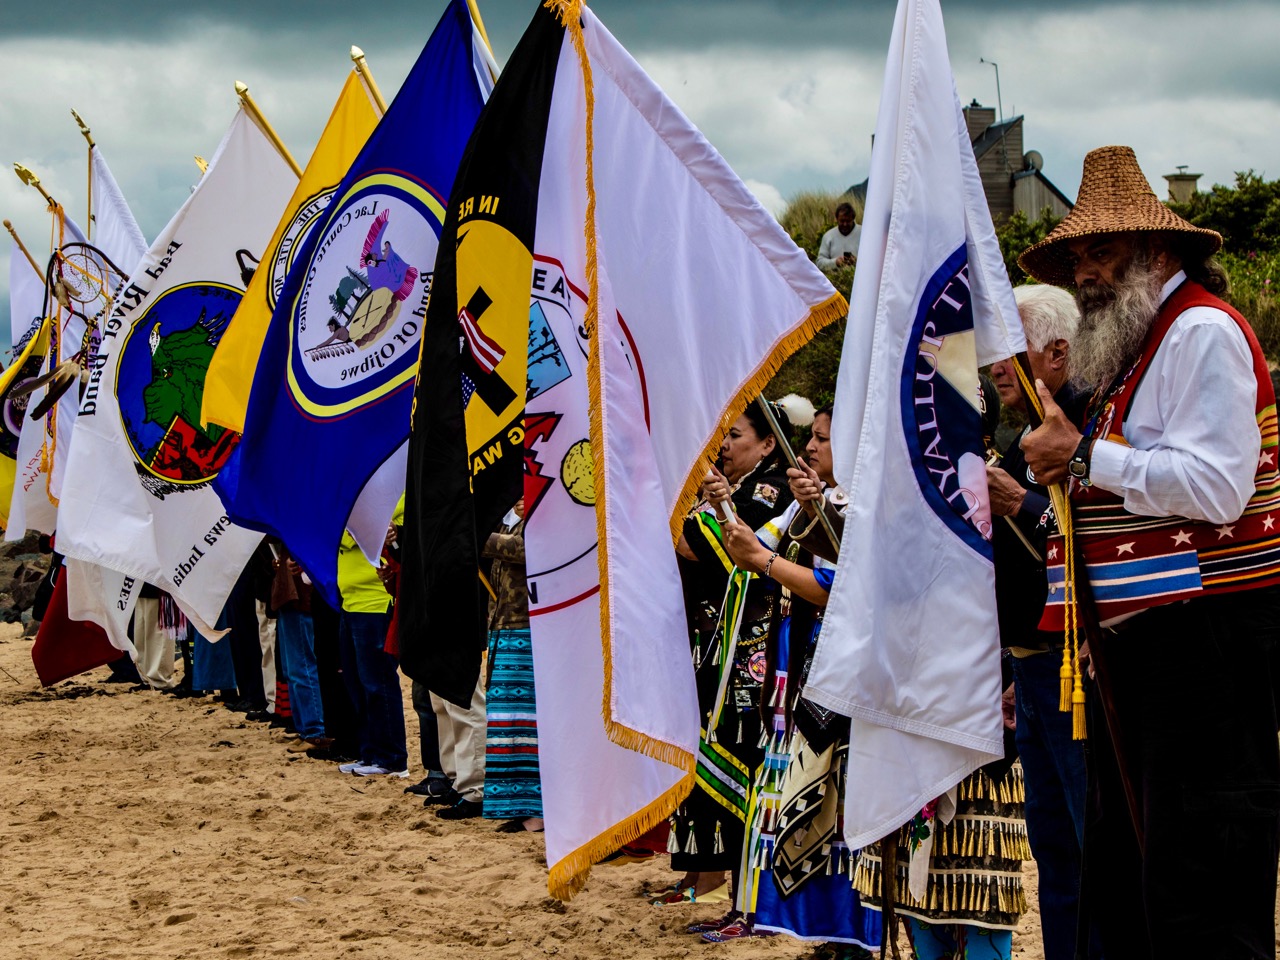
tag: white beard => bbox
[1072,254,1165,390]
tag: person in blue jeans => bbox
[335,504,408,778]
[270,541,330,751]
[987,284,1098,960]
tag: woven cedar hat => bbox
[1018,145,1222,287]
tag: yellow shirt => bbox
[336,495,405,614]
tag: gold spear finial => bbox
[194,156,208,175]
[350,45,389,114]
[70,108,95,148]
[13,163,56,208]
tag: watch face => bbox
[1069,459,1087,478]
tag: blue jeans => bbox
[1012,652,1091,960]
[338,610,407,771]
[277,608,325,741]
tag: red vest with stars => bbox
[1041,280,1280,629]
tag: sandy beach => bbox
[0,618,1070,960]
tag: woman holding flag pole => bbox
[655,401,796,910]
[710,405,882,956]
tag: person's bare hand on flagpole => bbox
[1020,379,1084,486]
[787,457,823,516]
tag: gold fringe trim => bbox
[853,854,1028,921]
[667,293,847,546]
[547,770,695,901]
[546,0,700,795]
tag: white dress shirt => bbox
[816,223,862,270]
[1089,270,1261,524]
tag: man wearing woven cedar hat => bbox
[1020,145,1280,958]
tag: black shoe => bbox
[244,709,272,722]
[224,699,254,713]
[423,788,462,808]
[405,775,454,798]
[268,716,296,733]
[435,798,483,820]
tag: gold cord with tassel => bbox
[1013,362,1086,739]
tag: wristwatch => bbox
[1067,437,1093,482]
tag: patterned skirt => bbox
[853,765,1030,932]
[483,628,542,820]
[737,619,881,949]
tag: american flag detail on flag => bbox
[458,288,504,373]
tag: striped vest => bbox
[1042,280,1280,629]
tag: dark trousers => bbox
[311,592,359,755]
[1012,652,1095,960]
[411,679,444,774]
[1084,589,1280,959]
[338,610,407,771]
[227,576,266,709]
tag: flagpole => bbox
[350,47,389,114]
[71,109,94,240]
[754,396,841,553]
[3,220,43,278]
[234,82,303,178]
[1012,350,1143,850]
[465,0,495,58]
[12,164,57,211]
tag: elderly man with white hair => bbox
[986,283,1095,960]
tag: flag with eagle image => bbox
[55,106,296,635]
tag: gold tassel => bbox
[1059,649,1074,714]
[1072,677,1088,740]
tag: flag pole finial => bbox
[350,46,389,115]
[13,163,56,209]
[70,108,95,148]
[3,219,43,278]
[234,81,303,178]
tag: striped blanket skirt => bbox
[483,628,542,820]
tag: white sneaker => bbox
[338,761,364,774]
[352,764,410,778]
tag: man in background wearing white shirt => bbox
[1019,145,1280,959]
[815,201,861,271]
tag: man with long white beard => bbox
[1019,145,1280,959]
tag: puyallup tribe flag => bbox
[802,0,1026,849]
[401,0,845,898]
[218,0,491,601]
[55,107,296,638]
[202,69,381,435]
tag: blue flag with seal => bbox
[217,0,492,602]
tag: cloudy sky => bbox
[1,0,1278,341]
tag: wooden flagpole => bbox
[12,163,57,210]
[3,220,43,278]
[234,82,303,178]
[70,109,94,240]
[350,47,389,115]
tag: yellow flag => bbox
[0,317,52,531]
[201,69,381,432]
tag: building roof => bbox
[971,116,1023,160]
